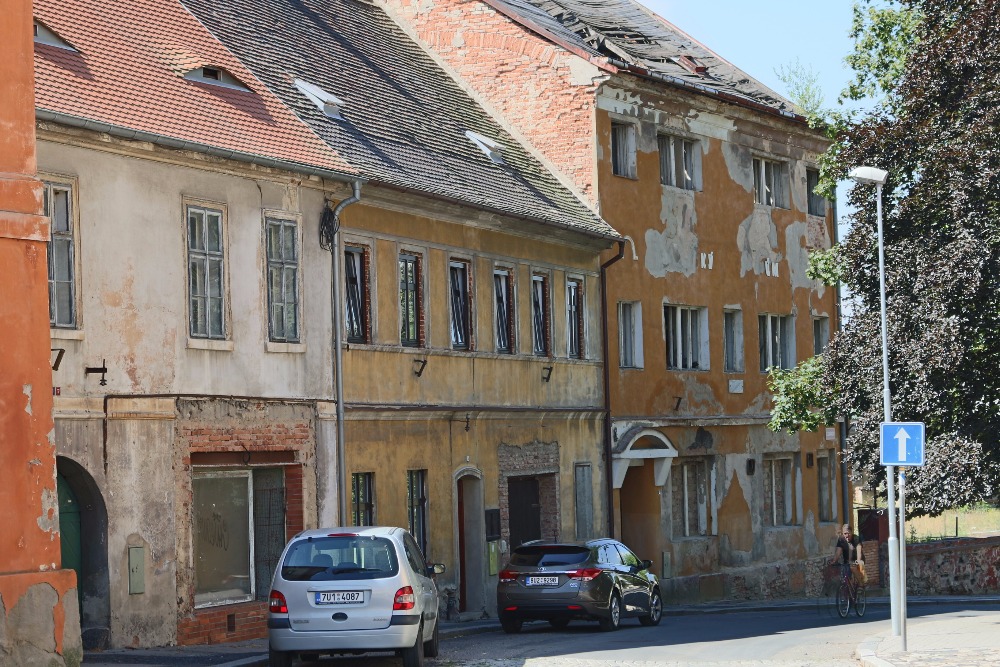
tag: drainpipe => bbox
[600,240,626,537]
[322,181,362,525]
[831,197,851,525]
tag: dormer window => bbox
[183,66,250,91]
[465,131,505,165]
[294,79,345,119]
[33,21,77,51]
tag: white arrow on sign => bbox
[894,427,910,462]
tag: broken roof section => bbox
[32,0,355,178]
[482,0,798,116]
[181,0,615,238]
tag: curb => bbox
[856,636,895,667]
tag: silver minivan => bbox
[267,526,445,667]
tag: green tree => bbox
[785,0,1000,515]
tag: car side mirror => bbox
[640,559,653,570]
[427,563,446,577]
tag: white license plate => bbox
[315,591,364,604]
[526,576,559,586]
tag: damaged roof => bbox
[32,0,355,177]
[482,0,799,116]
[181,0,617,238]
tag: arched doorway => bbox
[612,428,677,576]
[57,457,111,650]
[455,469,485,615]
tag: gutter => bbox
[35,108,361,184]
[599,240,626,536]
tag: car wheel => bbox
[549,618,570,630]
[599,593,621,632]
[401,622,425,667]
[424,617,440,658]
[500,616,523,634]
[268,647,294,667]
[639,589,662,626]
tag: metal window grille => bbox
[188,206,226,339]
[665,305,703,370]
[252,468,286,601]
[494,270,512,353]
[399,254,420,347]
[531,275,549,356]
[345,247,368,343]
[406,470,428,556]
[352,472,375,526]
[266,218,299,342]
[449,262,470,350]
[45,183,76,328]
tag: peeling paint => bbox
[737,208,779,277]
[784,221,822,293]
[23,384,32,415]
[568,58,601,86]
[645,190,698,277]
[722,141,754,192]
[36,486,60,535]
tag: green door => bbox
[58,474,83,613]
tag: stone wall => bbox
[902,536,1000,595]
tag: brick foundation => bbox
[177,601,267,646]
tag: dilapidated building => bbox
[384,0,846,602]
[36,0,615,648]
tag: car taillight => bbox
[498,570,519,583]
[393,586,415,610]
[269,590,288,614]
[567,568,603,582]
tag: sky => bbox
[643,0,865,224]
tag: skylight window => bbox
[465,130,505,165]
[183,66,250,91]
[33,21,77,51]
[294,79,345,120]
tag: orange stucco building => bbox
[0,2,82,664]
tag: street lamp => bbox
[849,166,901,636]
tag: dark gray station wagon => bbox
[496,539,662,632]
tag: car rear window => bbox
[509,545,591,567]
[281,535,399,581]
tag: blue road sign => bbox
[880,422,925,467]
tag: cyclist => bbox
[832,523,865,591]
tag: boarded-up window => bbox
[764,457,795,526]
[817,453,836,523]
[574,464,593,540]
[672,459,708,537]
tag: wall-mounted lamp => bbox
[85,359,108,386]
[412,358,427,377]
[746,459,756,475]
[465,413,471,432]
[541,366,553,382]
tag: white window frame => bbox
[672,458,710,538]
[611,122,637,179]
[185,200,229,341]
[264,215,301,344]
[665,304,708,370]
[531,273,550,357]
[618,301,643,368]
[723,309,745,373]
[42,177,80,330]
[493,267,514,354]
[658,134,699,190]
[758,313,794,371]
[753,157,790,208]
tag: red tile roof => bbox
[33,0,356,176]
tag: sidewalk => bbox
[81,595,1000,666]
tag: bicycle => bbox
[833,561,867,618]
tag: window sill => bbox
[667,367,709,372]
[187,337,234,352]
[266,341,306,354]
[612,172,638,181]
[660,184,698,194]
[619,365,644,371]
[51,328,84,341]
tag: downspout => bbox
[832,197,851,524]
[600,240,626,536]
[321,180,362,525]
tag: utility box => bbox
[128,546,145,594]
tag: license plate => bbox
[315,591,364,604]
[526,576,559,586]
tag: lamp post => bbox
[849,166,899,635]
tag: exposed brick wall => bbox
[177,601,267,646]
[382,0,599,203]
[497,440,560,545]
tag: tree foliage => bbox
[772,0,1000,515]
